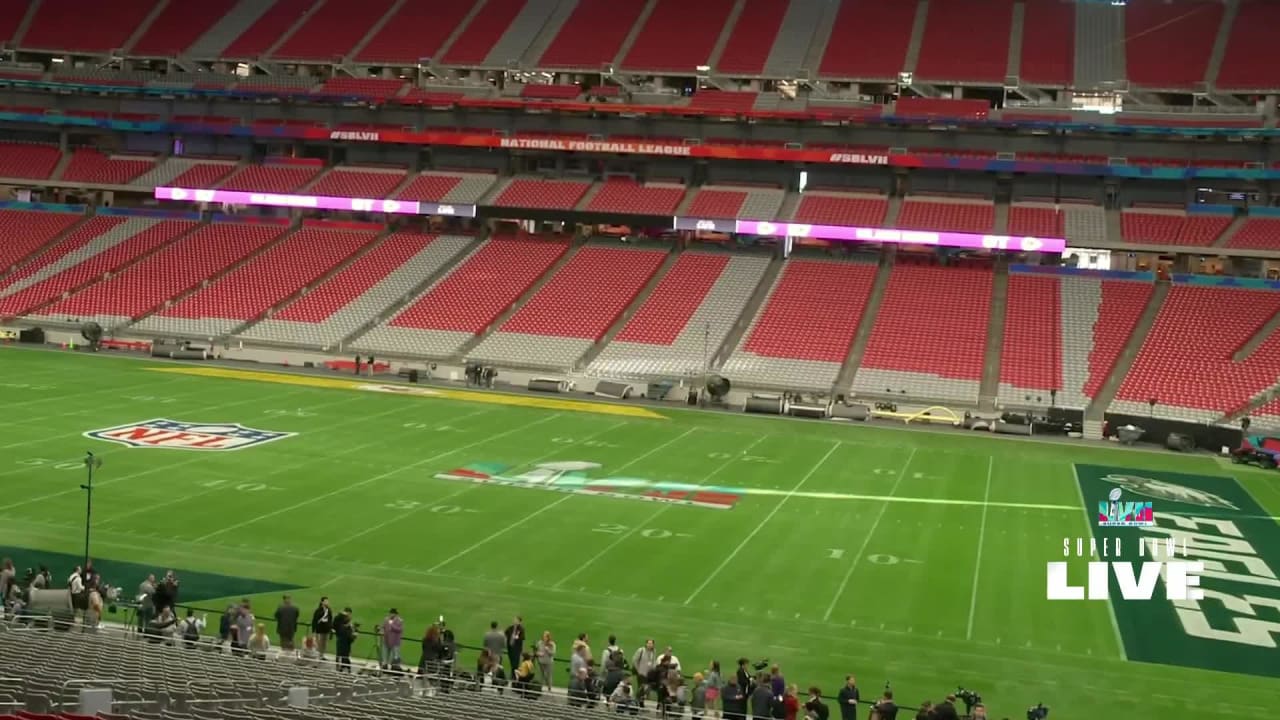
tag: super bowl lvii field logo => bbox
[1098,486,1155,527]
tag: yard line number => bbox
[550,437,620,448]
[593,523,692,539]
[384,500,475,514]
[17,458,86,471]
[200,479,282,493]
[707,452,776,464]
[265,408,316,418]
[825,550,922,566]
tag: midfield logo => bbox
[1098,487,1155,527]
[85,419,296,451]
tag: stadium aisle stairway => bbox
[0,216,130,293]
[621,0,736,72]
[352,236,570,358]
[0,210,84,275]
[852,265,993,404]
[589,252,771,379]
[1112,285,1280,422]
[133,225,379,338]
[0,218,198,317]
[396,171,498,205]
[0,142,63,180]
[441,0,523,65]
[34,221,285,330]
[1059,277,1154,410]
[715,0,789,75]
[997,273,1062,407]
[20,0,154,54]
[468,245,669,369]
[685,185,785,220]
[721,258,877,390]
[129,0,237,56]
[239,232,474,348]
[220,0,316,59]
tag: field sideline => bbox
[1,347,1277,719]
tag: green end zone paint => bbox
[1074,464,1280,678]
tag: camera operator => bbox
[931,695,959,720]
[870,690,899,720]
[334,607,357,673]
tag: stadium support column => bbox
[783,234,793,258]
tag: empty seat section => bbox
[998,273,1061,406]
[274,0,396,60]
[318,77,406,99]
[243,233,474,347]
[220,164,321,192]
[136,226,377,337]
[687,189,746,219]
[1225,217,1280,250]
[792,193,887,226]
[538,0,645,68]
[687,91,757,112]
[356,1,472,64]
[1254,396,1280,426]
[715,0,788,75]
[1114,286,1280,421]
[21,0,154,53]
[1125,1,1221,89]
[130,0,237,56]
[896,198,994,234]
[622,0,736,72]
[819,0,917,79]
[722,260,877,390]
[1120,210,1229,246]
[1071,279,1152,404]
[0,219,197,317]
[136,159,238,188]
[2,216,126,290]
[470,246,668,368]
[400,172,496,204]
[308,168,407,198]
[591,253,770,378]
[1063,204,1109,245]
[1019,0,1074,85]
[0,0,30,44]
[353,237,570,357]
[854,266,992,403]
[221,0,317,58]
[915,0,1014,83]
[37,222,282,327]
[0,211,83,273]
[1008,204,1064,238]
[442,0,520,65]
[585,180,685,215]
[492,178,590,210]
[60,150,156,185]
[0,143,62,179]
[1217,1,1280,90]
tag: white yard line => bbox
[822,446,918,620]
[965,455,994,640]
[686,439,842,606]
[192,412,564,543]
[0,376,192,416]
[427,426,700,573]
[1071,463,1129,662]
[554,434,768,589]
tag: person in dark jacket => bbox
[871,690,899,720]
[333,607,356,673]
[504,615,525,672]
[274,595,300,651]
[752,674,774,720]
[928,697,958,720]
[311,597,333,658]
[736,658,754,696]
[804,687,829,720]
[419,624,445,677]
[722,675,747,720]
[837,675,861,720]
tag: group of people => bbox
[2,558,117,632]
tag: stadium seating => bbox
[1216,0,1280,90]
[1254,395,1280,427]
[36,221,284,329]
[0,142,62,180]
[1019,0,1074,85]
[395,171,497,205]
[241,232,474,347]
[59,149,156,185]
[819,0,918,79]
[997,273,1061,407]
[130,0,236,56]
[791,192,888,226]
[584,180,686,216]
[519,84,582,100]
[317,77,407,100]
[686,185,785,220]
[687,91,758,113]
[722,259,877,390]
[1062,204,1109,246]
[1057,277,1153,409]
[622,0,737,72]
[537,0,646,69]
[0,210,84,275]
[591,252,771,379]
[134,224,379,338]
[0,218,198,318]
[468,245,669,369]
[1224,217,1280,250]
[853,265,993,404]
[715,0,789,75]
[20,0,154,53]
[355,1,470,64]
[915,0,1014,84]
[352,236,570,358]
[1120,210,1230,247]
[1,216,126,290]
[273,0,396,60]
[307,167,407,198]
[1112,286,1280,422]
[219,163,322,193]
[0,0,29,45]
[896,197,994,234]
[490,177,591,210]
[442,0,523,65]
[1124,1,1222,89]
[132,158,239,188]
[1008,203,1065,238]
[221,0,316,58]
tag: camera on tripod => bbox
[955,687,982,715]
[1026,703,1049,720]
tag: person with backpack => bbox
[179,609,205,649]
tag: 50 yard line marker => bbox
[822,446,917,620]
[684,439,842,606]
[965,455,994,640]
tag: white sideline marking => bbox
[965,455,993,640]
[193,412,563,542]
[822,447,917,620]
[684,440,841,605]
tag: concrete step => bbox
[519,0,579,68]
[1205,0,1238,88]
[977,259,1010,410]
[484,0,559,68]
[1082,419,1104,441]
[613,0,658,68]
[1212,213,1247,248]
[1233,307,1280,362]
[765,0,824,78]
[437,0,491,64]
[711,252,782,368]
[902,0,930,74]
[121,0,170,54]
[706,0,746,71]
[1086,280,1168,420]
[798,0,839,77]
[993,200,1010,235]
[1006,1,1025,80]
[12,0,41,47]
[263,0,325,60]
[188,0,279,58]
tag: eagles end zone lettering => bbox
[85,419,296,451]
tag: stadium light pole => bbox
[80,451,102,568]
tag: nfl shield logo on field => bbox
[85,419,296,451]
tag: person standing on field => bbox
[274,595,299,652]
[312,597,333,657]
[504,615,525,671]
[484,620,507,662]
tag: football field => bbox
[1,347,1278,719]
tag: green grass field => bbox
[2,347,1278,719]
